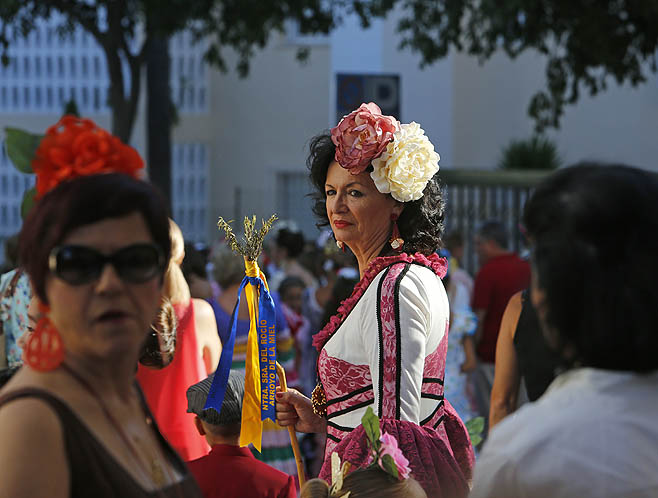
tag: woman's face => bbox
[325,161,402,253]
[44,212,163,361]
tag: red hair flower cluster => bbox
[31,115,144,197]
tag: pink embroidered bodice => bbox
[314,253,452,457]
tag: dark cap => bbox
[186,370,244,426]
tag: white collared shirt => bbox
[471,367,658,498]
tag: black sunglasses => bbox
[48,243,165,286]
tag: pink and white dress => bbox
[313,253,474,497]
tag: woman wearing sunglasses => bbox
[0,117,202,497]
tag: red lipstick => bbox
[333,220,352,228]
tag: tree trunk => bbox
[146,34,172,212]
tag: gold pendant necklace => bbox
[61,363,173,493]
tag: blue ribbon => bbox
[204,275,277,421]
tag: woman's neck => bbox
[62,352,136,401]
[351,240,389,279]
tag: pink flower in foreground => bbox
[379,432,411,479]
[330,102,398,174]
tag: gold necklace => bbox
[132,434,167,487]
[61,363,175,494]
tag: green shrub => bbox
[498,136,562,170]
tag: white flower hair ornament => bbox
[371,122,440,202]
[331,104,440,203]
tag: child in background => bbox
[186,371,296,498]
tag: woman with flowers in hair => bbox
[276,103,474,496]
[0,117,202,497]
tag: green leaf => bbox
[465,416,485,437]
[361,406,381,448]
[4,128,42,174]
[380,454,399,479]
[469,434,483,447]
[21,187,37,219]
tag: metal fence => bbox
[441,169,551,275]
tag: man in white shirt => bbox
[471,163,658,498]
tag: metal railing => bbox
[441,169,551,275]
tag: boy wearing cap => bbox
[186,371,296,498]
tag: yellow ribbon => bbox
[239,258,268,451]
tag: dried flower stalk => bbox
[217,214,278,262]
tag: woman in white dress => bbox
[276,103,474,496]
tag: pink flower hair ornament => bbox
[361,406,412,481]
[330,103,440,202]
[330,102,398,174]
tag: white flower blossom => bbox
[370,122,440,202]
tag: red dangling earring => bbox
[389,213,404,251]
[23,304,64,371]
[336,240,346,252]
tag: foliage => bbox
[498,136,562,170]
[5,126,40,217]
[4,128,41,174]
[465,416,484,447]
[391,0,658,131]
[63,99,80,117]
[4,1,653,135]
[0,0,344,142]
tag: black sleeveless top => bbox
[0,388,202,498]
[513,290,561,401]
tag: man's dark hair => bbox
[276,228,305,259]
[181,242,208,282]
[523,163,658,372]
[477,220,508,249]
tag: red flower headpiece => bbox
[31,115,144,198]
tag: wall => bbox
[452,50,658,170]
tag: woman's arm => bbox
[192,298,222,375]
[363,266,433,422]
[0,398,69,498]
[489,291,523,429]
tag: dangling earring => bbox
[336,240,345,252]
[23,304,64,371]
[389,213,404,251]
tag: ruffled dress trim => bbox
[312,252,447,351]
[319,409,472,497]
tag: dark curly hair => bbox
[307,133,444,256]
[523,162,658,372]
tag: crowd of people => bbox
[0,106,657,498]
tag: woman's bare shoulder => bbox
[0,386,69,497]
[192,298,217,325]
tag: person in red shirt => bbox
[186,371,296,498]
[466,220,530,437]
